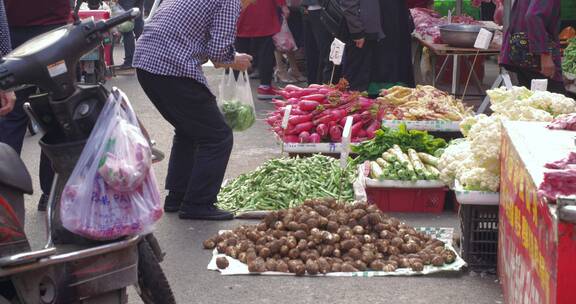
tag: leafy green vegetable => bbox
[221,101,256,131]
[351,123,447,165]
[563,38,576,75]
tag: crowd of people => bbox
[0,0,569,221]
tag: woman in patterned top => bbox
[0,0,14,116]
[500,0,565,93]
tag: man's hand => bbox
[214,53,253,71]
[540,53,555,79]
[354,38,365,49]
[281,6,290,19]
[0,91,15,116]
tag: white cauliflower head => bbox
[467,114,502,174]
[526,91,576,117]
[459,167,500,192]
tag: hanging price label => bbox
[340,116,353,169]
[281,105,292,129]
[474,28,493,50]
[531,79,548,92]
[329,38,346,66]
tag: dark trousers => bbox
[0,25,60,196]
[136,69,233,210]
[303,10,333,84]
[119,0,144,65]
[236,36,275,86]
[515,68,566,95]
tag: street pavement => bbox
[18,66,504,304]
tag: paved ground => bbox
[18,61,504,303]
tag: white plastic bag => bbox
[60,89,163,240]
[273,19,297,53]
[217,70,256,132]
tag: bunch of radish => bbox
[266,84,398,143]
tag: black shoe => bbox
[164,191,184,213]
[37,194,49,211]
[178,205,234,220]
[117,62,134,70]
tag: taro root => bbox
[203,238,216,249]
[361,251,376,264]
[296,239,308,251]
[318,257,331,274]
[431,255,444,267]
[352,225,365,235]
[225,246,238,259]
[265,258,277,272]
[259,247,271,258]
[294,263,306,276]
[269,240,282,254]
[321,245,334,257]
[410,261,424,272]
[294,230,307,240]
[280,245,290,256]
[353,260,367,271]
[442,250,456,264]
[387,259,399,268]
[350,209,367,220]
[256,222,267,231]
[399,258,410,268]
[248,257,266,273]
[318,217,329,229]
[305,259,320,275]
[287,260,300,273]
[333,249,342,258]
[391,237,404,248]
[348,248,361,260]
[276,260,289,273]
[306,218,319,229]
[331,262,342,272]
[367,213,383,225]
[369,259,385,271]
[326,221,339,233]
[379,230,392,240]
[217,242,227,254]
[238,252,247,263]
[341,262,358,272]
[288,248,300,259]
[387,246,400,256]
[434,246,445,254]
[216,257,229,269]
[341,239,358,251]
[382,264,397,272]
[287,221,300,231]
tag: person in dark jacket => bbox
[341,0,415,92]
[0,0,14,116]
[118,0,144,69]
[301,0,335,84]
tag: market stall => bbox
[499,121,576,304]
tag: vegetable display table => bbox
[412,35,500,98]
[498,121,576,304]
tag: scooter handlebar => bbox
[99,8,141,32]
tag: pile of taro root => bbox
[204,199,457,275]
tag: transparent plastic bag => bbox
[273,19,297,53]
[217,70,256,132]
[60,89,163,240]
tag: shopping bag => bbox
[60,88,163,240]
[273,19,298,53]
[217,70,256,132]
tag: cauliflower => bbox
[526,91,576,116]
[438,139,471,186]
[467,114,503,174]
[487,86,533,105]
[459,167,500,192]
[459,115,478,137]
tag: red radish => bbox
[359,110,372,121]
[284,135,299,143]
[309,84,323,88]
[290,88,319,98]
[316,124,329,137]
[298,100,320,111]
[358,97,374,110]
[291,109,309,115]
[351,137,367,143]
[330,125,343,142]
[284,84,302,92]
[290,122,314,134]
[330,109,348,121]
[350,121,364,137]
[365,120,380,139]
[286,98,300,104]
[288,114,313,125]
[266,115,281,126]
[339,113,360,126]
[298,131,311,143]
[328,121,337,127]
[318,88,332,95]
[300,94,325,102]
[356,129,367,138]
[309,133,321,143]
[271,99,286,108]
[313,114,334,125]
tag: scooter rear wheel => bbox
[137,237,175,304]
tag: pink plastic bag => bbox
[60,88,163,240]
[273,19,297,53]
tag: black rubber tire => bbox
[137,238,176,304]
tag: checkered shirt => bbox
[133,0,240,86]
[0,0,11,56]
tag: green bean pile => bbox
[217,155,356,213]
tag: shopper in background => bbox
[406,0,433,9]
[500,0,565,94]
[237,0,289,99]
[0,0,14,117]
[341,0,415,92]
[301,0,333,84]
[0,0,71,211]
[117,0,144,69]
[134,0,252,220]
[274,0,306,83]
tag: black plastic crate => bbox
[459,204,499,272]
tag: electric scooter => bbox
[0,8,174,304]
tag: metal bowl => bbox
[439,24,490,48]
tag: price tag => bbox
[502,73,513,90]
[474,28,493,50]
[281,105,292,129]
[531,79,548,92]
[447,9,452,23]
[340,116,354,169]
[329,38,346,66]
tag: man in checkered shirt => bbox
[134,0,252,220]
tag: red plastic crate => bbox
[366,187,447,213]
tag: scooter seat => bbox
[0,143,33,194]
